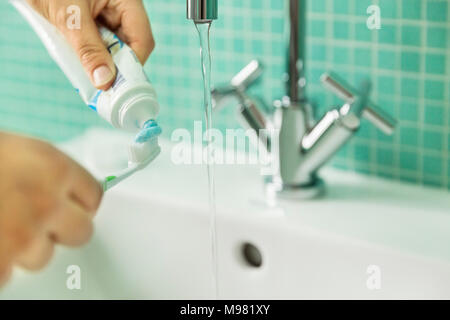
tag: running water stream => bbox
[195,21,219,298]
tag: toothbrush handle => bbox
[101,165,140,192]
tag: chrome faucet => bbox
[187,0,218,23]
[212,0,396,199]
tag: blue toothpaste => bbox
[135,119,162,143]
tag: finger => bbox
[0,262,12,287]
[50,0,116,90]
[68,160,103,213]
[14,235,54,271]
[0,247,13,287]
[115,1,155,64]
[48,199,94,247]
[0,193,38,256]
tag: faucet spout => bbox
[287,0,307,102]
[187,0,218,23]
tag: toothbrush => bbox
[101,120,162,192]
[101,146,161,191]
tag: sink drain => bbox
[241,242,263,268]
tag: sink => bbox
[1,128,450,299]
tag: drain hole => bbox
[241,243,263,268]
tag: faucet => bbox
[187,0,218,23]
[211,0,397,199]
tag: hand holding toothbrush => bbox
[27,0,155,90]
[0,132,102,286]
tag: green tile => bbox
[310,44,326,61]
[251,0,264,9]
[401,52,421,72]
[400,101,419,122]
[400,127,419,147]
[378,50,396,70]
[355,144,371,162]
[399,173,420,184]
[309,19,326,38]
[271,39,284,57]
[426,0,448,22]
[355,22,373,42]
[378,24,397,44]
[232,15,244,30]
[377,76,396,96]
[251,39,264,55]
[401,25,422,46]
[401,77,420,98]
[357,124,371,138]
[427,26,447,48]
[270,0,283,10]
[333,46,349,64]
[271,17,284,34]
[424,105,445,126]
[425,54,446,75]
[355,47,372,67]
[333,21,349,39]
[251,16,264,32]
[355,0,373,16]
[448,134,450,156]
[354,162,371,174]
[378,170,395,180]
[354,71,371,86]
[311,0,326,12]
[425,80,444,100]
[377,148,394,166]
[233,38,245,53]
[423,130,443,150]
[231,0,244,8]
[423,175,445,188]
[400,151,418,171]
[333,0,349,14]
[379,0,398,18]
[423,155,443,176]
[402,0,422,19]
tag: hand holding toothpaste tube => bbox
[27,0,155,90]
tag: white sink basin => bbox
[1,128,450,299]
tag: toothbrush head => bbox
[103,138,160,192]
[128,137,161,167]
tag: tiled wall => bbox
[0,0,448,189]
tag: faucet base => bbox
[264,176,325,200]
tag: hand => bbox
[27,0,155,90]
[0,132,103,286]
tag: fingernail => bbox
[93,65,114,87]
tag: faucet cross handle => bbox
[212,60,263,110]
[320,72,396,135]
